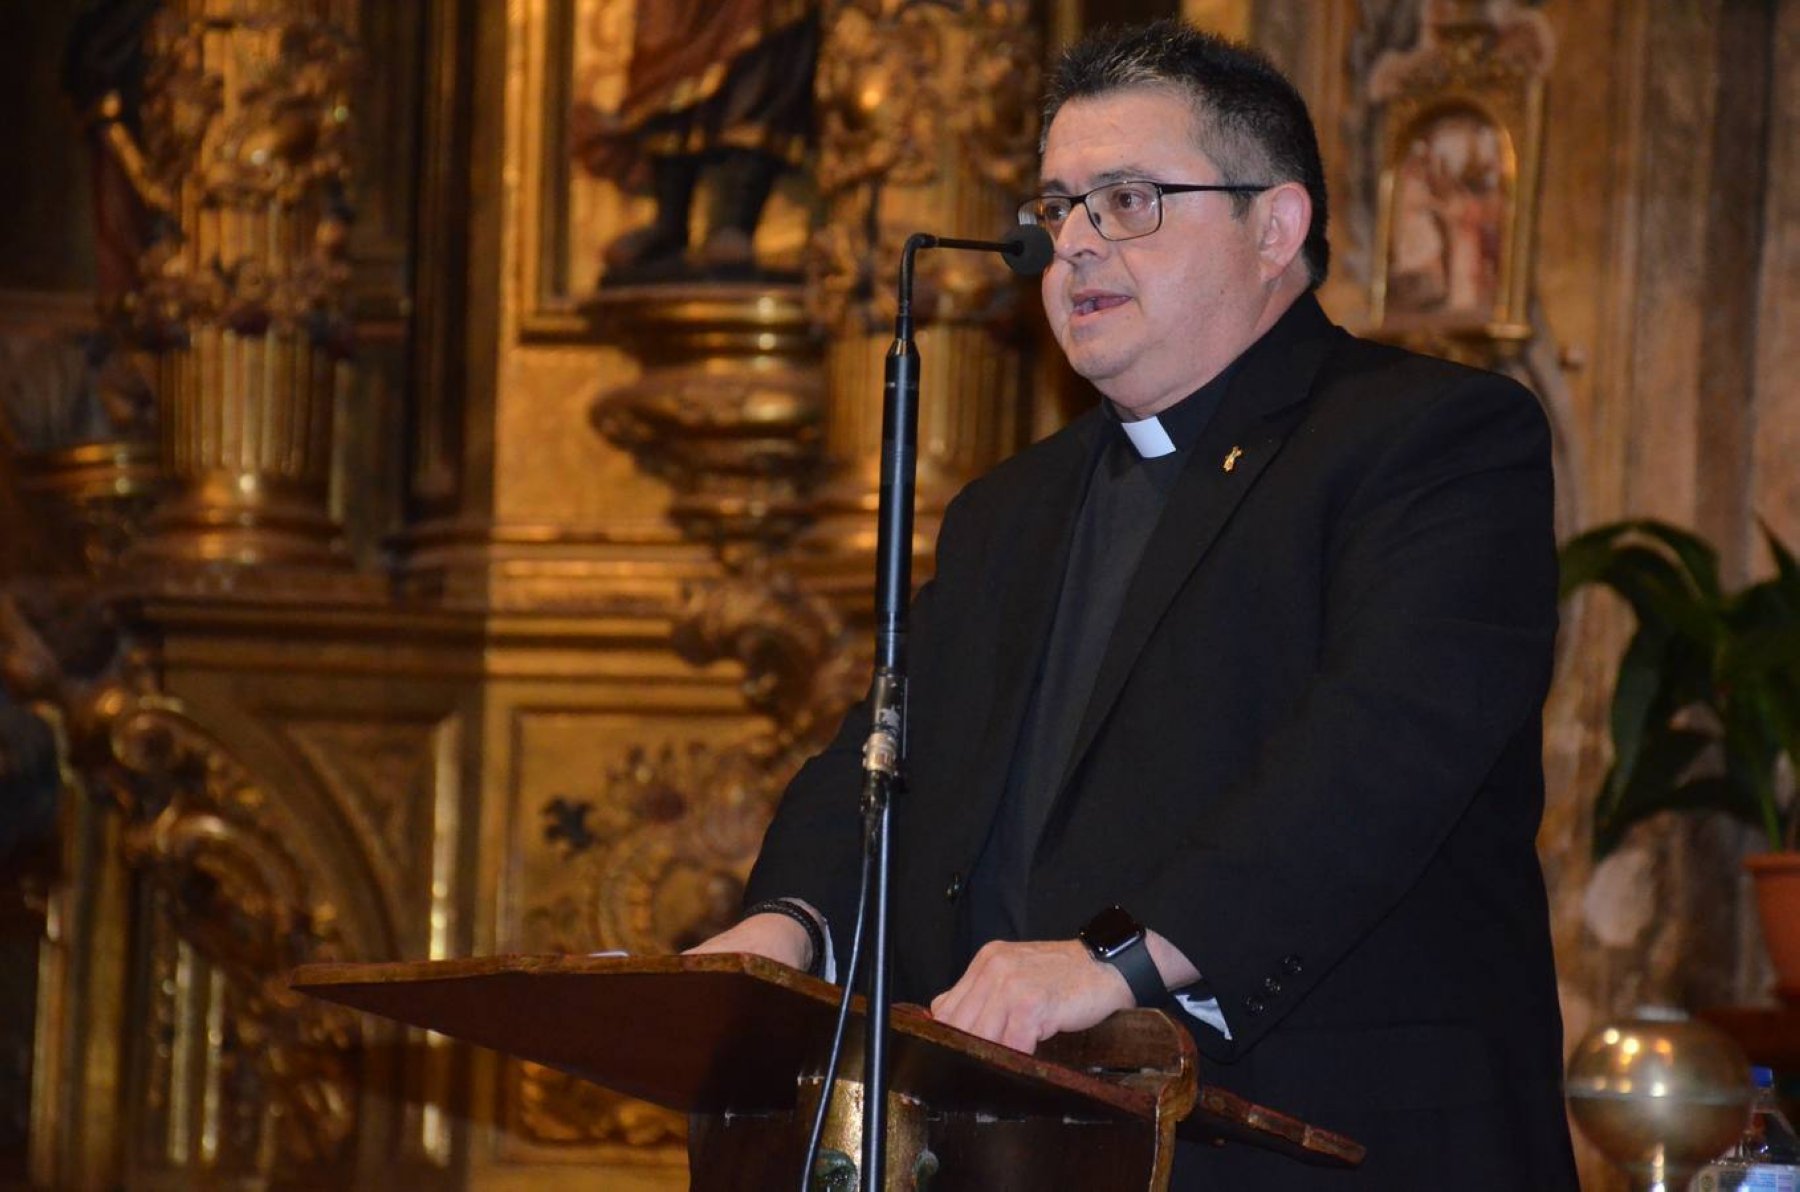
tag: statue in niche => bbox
[1385,110,1506,321]
[14,0,163,453]
[572,2,820,285]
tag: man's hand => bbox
[684,912,813,972]
[928,939,1134,1054]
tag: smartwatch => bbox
[1078,905,1164,1006]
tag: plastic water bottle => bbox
[1752,1067,1800,1164]
[1693,1068,1800,1191]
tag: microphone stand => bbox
[857,230,930,1192]
[857,227,1051,1192]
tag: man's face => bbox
[1038,86,1274,418]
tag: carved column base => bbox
[129,472,347,569]
[586,285,824,566]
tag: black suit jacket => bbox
[746,296,1578,1189]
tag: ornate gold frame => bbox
[1367,14,1549,343]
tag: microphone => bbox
[999,224,1055,276]
[908,225,1055,278]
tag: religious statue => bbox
[1386,113,1506,321]
[572,1,819,284]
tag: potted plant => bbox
[1560,519,1800,990]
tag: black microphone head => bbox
[1000,225,1055,277]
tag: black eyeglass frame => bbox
[1017,180,1274,242]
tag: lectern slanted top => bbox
[290,952,1362,1190]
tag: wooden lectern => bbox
[290,953,1361,1190]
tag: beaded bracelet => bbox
[742,898,826,978]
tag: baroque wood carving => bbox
[98,1,359,568]
[510,563,861,1149]
[808,0,1040,332]
[73,681,371,1176]
[791,0,1041,619]
[588,286,826,560]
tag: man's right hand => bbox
[684,912,813,972]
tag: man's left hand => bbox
[928,939,1132,1054]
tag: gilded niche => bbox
[1365,0,1553,350]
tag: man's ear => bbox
[1256,181,1311,279]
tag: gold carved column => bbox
[794,0,1043,617]
[103,0,357,567]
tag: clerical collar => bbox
[1104,358,1234,459]
[1102,292,1326,459]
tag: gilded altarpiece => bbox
[8,1,1795,1190]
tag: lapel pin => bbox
[1222,445,1243,473]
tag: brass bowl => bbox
[1566,1012,1752,1191]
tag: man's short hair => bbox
[1042,19,1331,288]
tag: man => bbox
[694,20,1576,1189]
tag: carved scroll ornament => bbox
[513,562,861,1149]
[73,682,363,1170]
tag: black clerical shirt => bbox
[962,364,1233,952]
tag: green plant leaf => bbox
[1626,519,1724,601]
[1774,680,1800,849]
[1560,523,1637,599]
[1565,518,1800,855]
[1720,624,1800,687]
[1562,540,1721,646]
[1562,520,1720,595]
[1768,668,1800,752]
[1592,730,1731,858]
[1722,707,1785,849]
[1762,519,1800,596]
[1602,624,1674,811]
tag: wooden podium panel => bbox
[290,952,1361,1189]
[290,952,1163,1121]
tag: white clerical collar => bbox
[1118,415,1178,459]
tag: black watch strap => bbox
[1104,936,1165,1007]
[1079,906,1165,1007]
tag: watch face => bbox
[1080,905,1143,959]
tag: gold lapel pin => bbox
[1222,445,1243,473]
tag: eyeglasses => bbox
[1017,179,1272,242]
